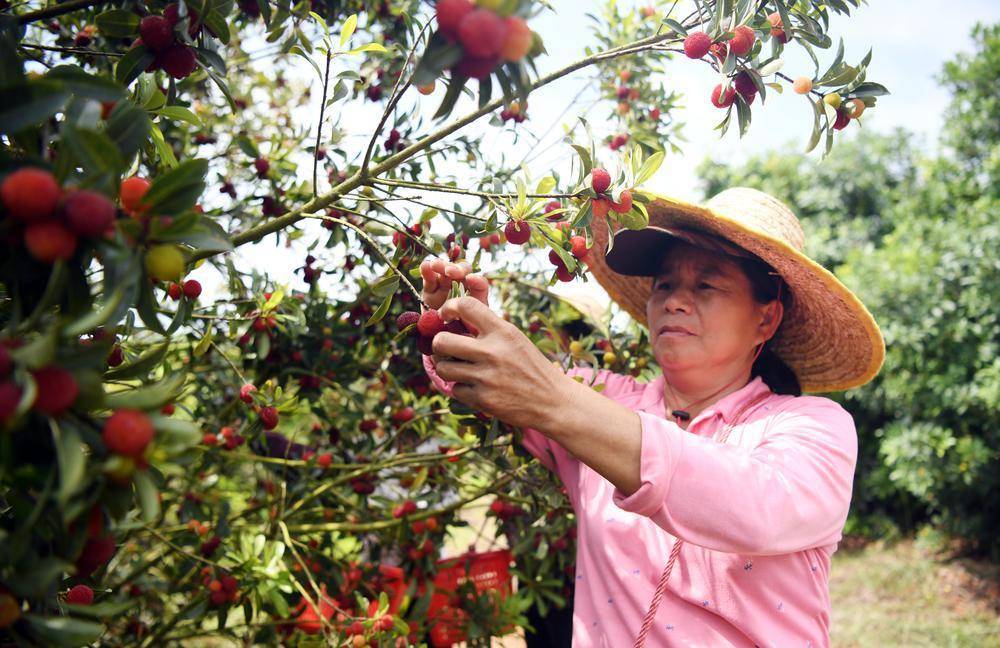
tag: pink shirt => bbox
[424,357,857,647]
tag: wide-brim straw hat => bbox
[588,187,885,393]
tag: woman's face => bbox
[646,242,782,375]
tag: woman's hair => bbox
[733,255,802,396]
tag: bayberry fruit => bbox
[683,32,712,59]
[458,9,507,59]
[499,15,532,61]
[591,168,611,193]
[182,279,202,299]
[103,409,155,457]
[159,43,197,79]
[139,15,174,52]
[729,25,755,56]
[1,168,61,221]
[417,310,445,337]
[259,406,279,430]
[119,176,151,215]
[64,190,115,238]
[711,83,736,108]
[24,221,77,262]
[504,219,530,245]
[66,585,94,606]
[435,0,473,40]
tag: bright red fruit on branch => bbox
[259,406,279,430]
[683,31,712,59]
[119,176,150,215]
[500,16,532,62]
[253,157,270,178]
[31,366,78,416]
[159,44,198,79]
[610,190,633,214]
[239,383,256,403]
[458,9,507,59]
[65,585,94,606]
[139,15,174,52]
[711,83,736,108]
[24,221,77,263]
[64,190,115,238]
[590,167,611,193]
[1,167,60,221]
[435,0,473,40]
[182,279,202,299]
[396,310,419,331]
[504,219,531,245]
[102,409,155,458]
[570,235,589,260]
[833,109,851,130]
[417,309,445,337]
[729,25,756,56]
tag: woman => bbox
[419,187,885,647]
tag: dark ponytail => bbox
[736,256,802,397]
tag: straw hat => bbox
[588,187,885,393]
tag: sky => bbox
[207,0,998,318]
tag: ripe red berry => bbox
[453,54,498,80]
[396,310,420,331]
[202,432,218,445]
[711,83,736,108]
[103,409,155,457]
[253,157,269,178]
[734,71,757,99]
[591,196,611,218]
[24,221,77,263]
[159,43,197,79]
[167,282,182,300]
[499,15,532,62]
[417,334,434,355]
[182,279,202,299]
[30,366,78,416]
[163,2,201,36]
[259,406,279,430]
[1,168,61,222]
[119,177,150,215]
[832,108,851,131]
[392,407,415,424]
[239,383,256,403]
[317,452,332,469]
[683,31,712,59]
[729,25,756,56]
[139,15,174,52]
[417,310,445,337]
[610,189,633,214]
[591,168,611,194]
[458,9,507,59]
[75,535,116,576]
[63,190,115,238]
[504,219,531,245]
[436,0,473,40]
[570,235,589,259]
[66,585,94,606]
[710,41,728,61]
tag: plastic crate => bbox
[425,549,514,647]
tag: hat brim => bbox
[587,192,885,394]
[606,226,758,276]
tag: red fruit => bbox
[396,311,420,331]
[259,406,279,430]
[0,347,10,377]
[683,31,712,59]
[63,190,115,238]
[163,2,200,36]
[31,366,78,416]
[504,219,530,245]
[102,409,155,457]
[159,43,197,79]
[591,168,611,194]
[66,585,94,606]
[160,402,175,415]
[452,55,497,80]
[591,196,611,218]
[317,452,332,469]
[832,109,851,131]
[500,15,532,61]
[556,265,573,282]
[711,83,736,108]
[392,407,415,424]
[202,432,218,445]
[734,71,757,99]
[200,535,221,557]
[436,0,473,40]
[167,282,182,300]
[543,200,561,218]
[729,25,756,56]
[610,133,629,150]
[253,157,269,178]
[75,535,116,576]
[0,382,22,424]
[139,15,174,52]
[489,500,504,515]
[417,334,435,355]
[458,9,507,59]
[570,235,589,259]
[2,168,61,222]
[649,107,661,120]
[182,279,202,299]
[24,221,77,263]
[444,319,470,336]
[417,310,445,337]
[119,176,151,215]
[709,41,728,61]
[239,383,256,403]
[610,189,633,214]
[412,519,427,534]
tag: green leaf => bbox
[570,144,592,174]
[194,46,227,76]
[149,124,178,168]
[46,66,124,102]
[433,75,466,120]
[142,158,208,216]
[534,176,556,195]
[64,600,136,619]
[339,13,358,48]
[157,105,203,127]
[150,415,201,452]
[848,82,889,98]
[203,10,230,44]
[193,327,214,357]
[115,44,155,87]
[366,292,394,327]
[413,38,463,88]
[104,372,186,410]
[105,100,151,161]
[61,125,124,179]
[663,19,687,36]
[25,615,105,647]
[347,43,387,55]
[133,470,160,523]
[634,151,663,185]
[105,340,171,380]
[371,274,399,298]
[96,9,140,38]
[64,289,125,338]
[53,421,86,507]
[236,134,259,158]
[0,80,69,134]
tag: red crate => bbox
[424,549,514,647]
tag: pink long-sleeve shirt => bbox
[424,356,857,647]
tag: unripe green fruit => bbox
[145,244,186,282]
[823,92,842,109]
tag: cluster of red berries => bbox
[383,128,404,152]
[302,254,320,284]
[135,3,204,79]
[201,568,239,606]
[391,222,423,254]
[165,278,202,301]
[436,0,535,80]
[397,309,470,356]
[489,498,525,522]
[499,101,527,123]
[589,167,633,218]
[479,231,503,252]
[1,168,118,263]
[710,70,761,109]
[392,499,418,519]
[684,26,756,62]
[203,425,245,449]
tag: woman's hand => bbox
[431,296,572,430]
[419,257,489,310]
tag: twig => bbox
[372,177,583,200]
[312,48,332,199]
[18,42,123,57]
[17,0,106,24]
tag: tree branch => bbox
[17,0,107,24]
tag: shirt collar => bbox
[639,373,772,424]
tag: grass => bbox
[830,536,1000,647]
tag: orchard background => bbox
[0,0,997,644]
